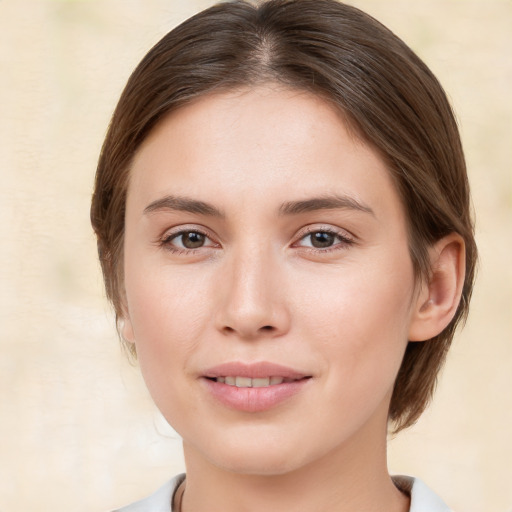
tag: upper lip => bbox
[202,361,309,380]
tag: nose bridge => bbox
[216,239,289,339]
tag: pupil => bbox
[311,232,334,248]
[183,232,205,248]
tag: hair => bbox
[91,0,477,432]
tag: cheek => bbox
[123,268,213,425]
[298,261,412,333]
[293,256,414,385]
[125,260,208,340]
[123,262,213,392]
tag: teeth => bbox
[252,377,270,388]
[235,376,252,388]
[215,376,288,387]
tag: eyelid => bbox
[292,224,355,249]
[158,224,220,250]
[295,223,354,239]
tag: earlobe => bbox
[118,315,136,344]
[408,233,466,342]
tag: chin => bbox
[214,452,304,477]
[181,427,303,476]
[191,430,325,477]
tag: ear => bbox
[408,233,466,342]
[118,306,136,345]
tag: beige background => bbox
[0,0,510,511]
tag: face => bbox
[122,86,421,476]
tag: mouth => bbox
[201,362,312,412]
[206,376,308,388]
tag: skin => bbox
[121,85,464,512]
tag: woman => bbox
[91,1,477,510]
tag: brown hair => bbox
[91,0,477,432]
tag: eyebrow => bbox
[143,193,374,218]
[279,194,375,216]
[143,195,224,217]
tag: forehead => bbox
[127,85,403,221]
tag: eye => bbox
[305,231,337,248]
[162,229,217,251]
[296,229,353,250]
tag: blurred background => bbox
[0,0,510,510]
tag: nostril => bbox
[261,325,274,331]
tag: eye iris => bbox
[311,231,335,248]
[182,232,205,248]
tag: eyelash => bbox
[158,226,354,255]
[159,227,218,255]
[294,226,355,253]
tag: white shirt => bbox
[113,473,453,512]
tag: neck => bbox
[179,419,409,512]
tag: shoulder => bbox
[393,475,454,512]
[112,474,185,512]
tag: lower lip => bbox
[202,378,310,412]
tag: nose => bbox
[214,246,291,340]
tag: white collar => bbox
[114,473,453,512]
